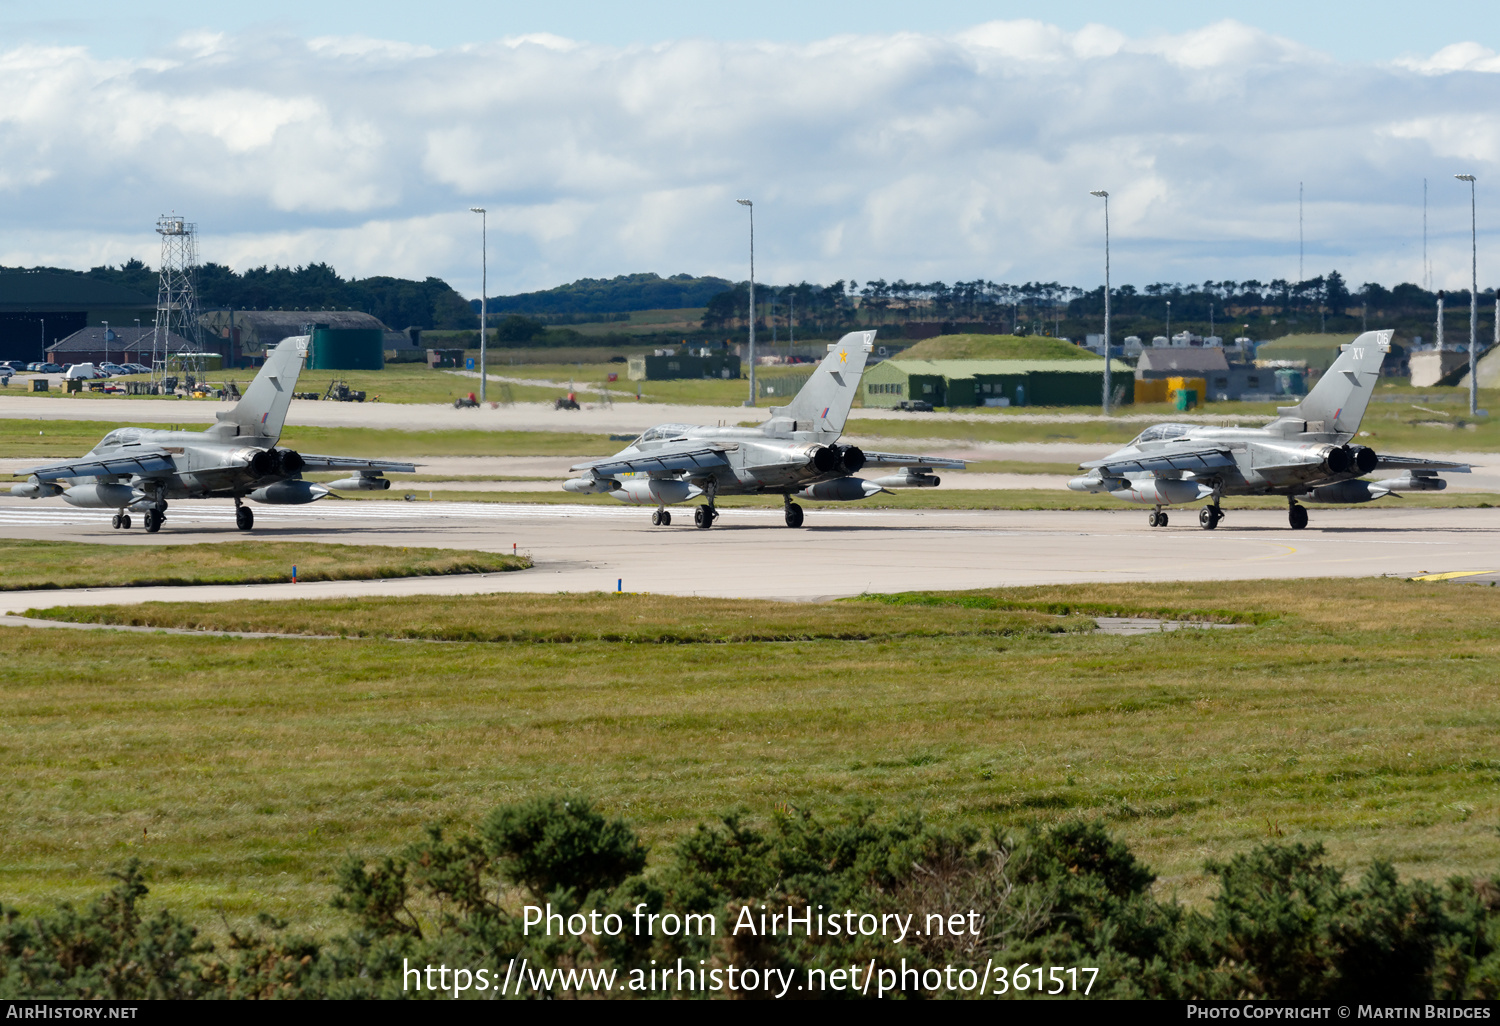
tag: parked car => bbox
[122,363,152,375]
[98,362,127,376]
[36,362,61,374]
[63,363,105,380]
[0,360,25,373]
[895,399,935,412]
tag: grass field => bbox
[0,540,529,590]
[3,577,1498,937]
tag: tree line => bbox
[13,261,479,331]
[484,272,733,317]
[699,273,1499,342]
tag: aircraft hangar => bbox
[0,271,155,365]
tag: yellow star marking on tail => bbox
[839,350,848,364]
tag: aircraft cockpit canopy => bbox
[1129,423,1196,446]
[638,424,694,443]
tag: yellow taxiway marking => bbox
[1409,570,1495,582]
[1250,543,1298,560]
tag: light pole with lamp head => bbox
[1455,175,1479,416]
[736,199,756,405]
[470,207,488,403]
[1090,190,1112,414]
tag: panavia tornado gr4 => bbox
[562,330,964,528]
[1067,329,1471,530]
[8,335,414,532]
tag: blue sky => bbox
[4,1,1496,63]
[0,2,1496,297]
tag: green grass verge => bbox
[27,592,1088,641]
[2,577,1498,929]
[0,540,529,591]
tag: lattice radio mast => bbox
[150,214,205,390]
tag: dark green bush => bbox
[5,800,1500,999]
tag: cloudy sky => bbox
[1,0,1498,298]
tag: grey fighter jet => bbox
[562,330,964,528]
[1067,329,1471,529]
[9,335,414,532]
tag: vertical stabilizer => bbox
[205,335,310,442]
[1273,329,1391,440]
[766,330,876,441]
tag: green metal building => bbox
[626,351,740,381]
[308,326,384,370]
[860,358,1133,408]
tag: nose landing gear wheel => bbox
[1148,510,1159,527]
[235,506,254,531]
[1199,506,1221,530]
[120,514,131,530]
[651,509,672,526]
[651,510,661,526]
[694,504,715,529]
[111,514,122,529]
[1288,504,1308,530]
[784,502,804,528]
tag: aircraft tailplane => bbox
[1275,329,1391,439]
[205,335,310,443]
[767,330,876,441]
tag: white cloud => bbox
[0,21,1497,297]
[1397,43,1500,75]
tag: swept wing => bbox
[298,455,418,473]
[860,450,967,470]
[1373,455,1471,473]
[570,444,735,477]
[1080,446,1237,475]
[21,451,177,481]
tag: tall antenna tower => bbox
[1298,181,1304,284]
[1423,179,1430,291]
[151,214,205,390]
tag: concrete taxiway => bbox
[0,498,1494,614]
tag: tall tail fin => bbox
[205,335,310,442]
[1275,329,1391,439]
[767,330,875,441]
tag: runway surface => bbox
[0,393,1253,435]
[1,498,1495,613]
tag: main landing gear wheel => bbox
[144,509,163,534]
[1288,504,1309,530]
[1199,506,1222,531]
[784,502,804,528]
[694,504,715,529]
[236,506,254,531]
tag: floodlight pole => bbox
[737,199,756,405]
[470,207,488,403]
[1456,175,1479,415]
[1090,190,1111,414]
